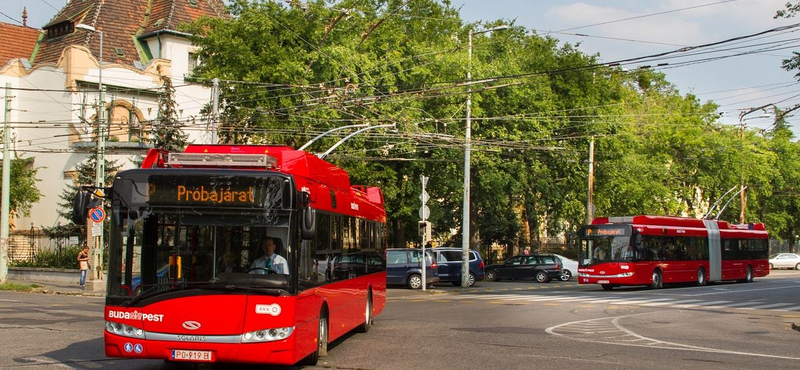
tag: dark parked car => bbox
[484,254,562,283]
[430,248,485,287]
[386,248,439,289]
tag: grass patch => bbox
[0,283,40,292]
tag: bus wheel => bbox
[408,274,422,289]
[297,311,328,366]
[742,266,754,283]
[601,284,613,291]
[357,291,372,333]
[649,270,663,289]
[696,268,706,286]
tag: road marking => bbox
[738,302,796,310]
[546,314,800,361]
[672,300,731,308]
[640,299,701,306]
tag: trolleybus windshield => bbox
[579,226,634,266]
[107,170,296,303]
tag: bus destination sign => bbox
[585,226,629,237]
[142,175,283,208]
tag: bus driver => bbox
[250,237,289,275]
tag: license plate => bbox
[598,280,610,284]
[172,349,213,362]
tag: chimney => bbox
[22,7,28,27]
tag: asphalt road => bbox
[1,270,799,370]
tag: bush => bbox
[11,245,82,269]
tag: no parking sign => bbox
[89,207,106,223]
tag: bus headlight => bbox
[105,321,145,339]
[241,327,294,343]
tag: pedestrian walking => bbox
[77,246,90,290]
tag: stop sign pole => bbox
[419,175,429,291]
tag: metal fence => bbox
[9,230,82,263]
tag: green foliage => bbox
[149,75,189,151]
[10,245,82,269]
[173,0,800,254]
[0,156,42,220]
[46,152,119,241]
[0,283,40,292]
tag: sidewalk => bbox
[7,278,106,297]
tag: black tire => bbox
[408,274,422,289]
[357,291,372,333]
[559,270,572,282]
[485,270,498,282]
[601,284,614,291]
[535,270,550,283]
[467,272,476,287]
[769,263,774,270]
[297,311,328,366]
[696,268,706,286]
[796,263,800,271]
[649,269,663,289]
[743,266,754,283]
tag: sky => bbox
[6,0,800,132]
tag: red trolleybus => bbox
[76,145,387,366]
[577,216,769,290]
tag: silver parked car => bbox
[552,254,578,281]
[769,253,800,270]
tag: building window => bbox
[188,52,199,74]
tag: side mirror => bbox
[301,206,316,240]
[71,191,92,225]
[299,191,311,206]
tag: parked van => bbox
[430,248,485,287]
[386,248,439,289]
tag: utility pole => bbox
[76,24,104,285]
[739,119,745,224]
[419,175,429,292]
[211,78,219,144]
[737,110,769,223]
[586,136,595,224]
[0,83,11,284]
[462,25,509,288]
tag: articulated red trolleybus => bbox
[577,216,769,290]
[74,144,387,366]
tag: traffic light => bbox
[419,221,427,236]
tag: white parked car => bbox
[552,254,579,281]
[769,253,800,270]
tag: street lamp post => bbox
[76,24,104,284]
[462,25,508,288]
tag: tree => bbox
[0,156,42,229]
[149,74,189,151]
[44,153,120,240]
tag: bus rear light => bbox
[106,321,145,339]
[241,327,294,343]
[166,153,278,169]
